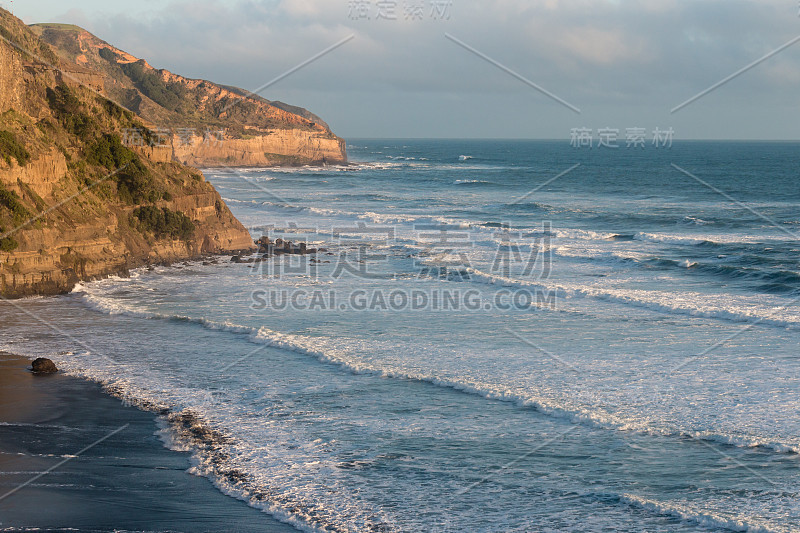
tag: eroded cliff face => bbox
[0,9,255,298]
[172,130,347,167]
[1,186,254,298]
[0,36,24,113]
[0,156,254,298]
[32,23,348,167]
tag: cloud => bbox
[20,0,800,138]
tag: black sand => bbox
[0,353,296,532]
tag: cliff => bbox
[0,9,255,298]
[32,23,347,167]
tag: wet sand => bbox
[0,353,296,532]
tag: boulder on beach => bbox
[31,358,58,373]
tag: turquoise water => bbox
[3,140,800,531]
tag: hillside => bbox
[31,23,347,167]
[0,8,255,297]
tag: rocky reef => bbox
[231,236,319,264]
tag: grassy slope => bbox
[32,23,336,139]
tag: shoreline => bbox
[0,352,296,533]
[198,161,352,169]
[0,252,250,300]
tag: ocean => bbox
[2,139,799,532]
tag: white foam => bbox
[68,284,800,455]
[681,216,713,226]
[620,493,780,533]
[216,192,787,256]
[635,231,758,245]
[464,267,800,331]
[453,179,492,185]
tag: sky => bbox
[6,0,800,140]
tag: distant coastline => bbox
[31,22,347,168]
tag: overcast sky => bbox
[7,0,800,140]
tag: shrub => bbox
[120,60,188,113]
[37,40,60,65]
[0,186,33,226]
[101,97,125,120]
[133,206,195,241]
[86,133,135,170]
[0,235,18,252]
[98,47,116,62]
[45,84,80,114]
[0,130,31,166]
[82,136,164,204]
[115,158,162,205]
[46,85,94,139]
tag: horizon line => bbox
[342,137,800,143]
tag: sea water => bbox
[3,140,800,532]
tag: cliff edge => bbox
[0,9,255,298]
[32,23,347,167]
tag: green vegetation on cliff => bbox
[0,130,30,166]
[44,84,166,205]
[0,184,31,252]
[133,205,195,241]
[85,132,134,168]
[45,84,95,138]
[116,160,163,204]
[0,183,32,226]
[0,234,17,252]
[117,60,189,114]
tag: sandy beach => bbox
[0,352,296,533]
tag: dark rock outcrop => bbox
[255,236,317,257]
[31,357,58,373]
